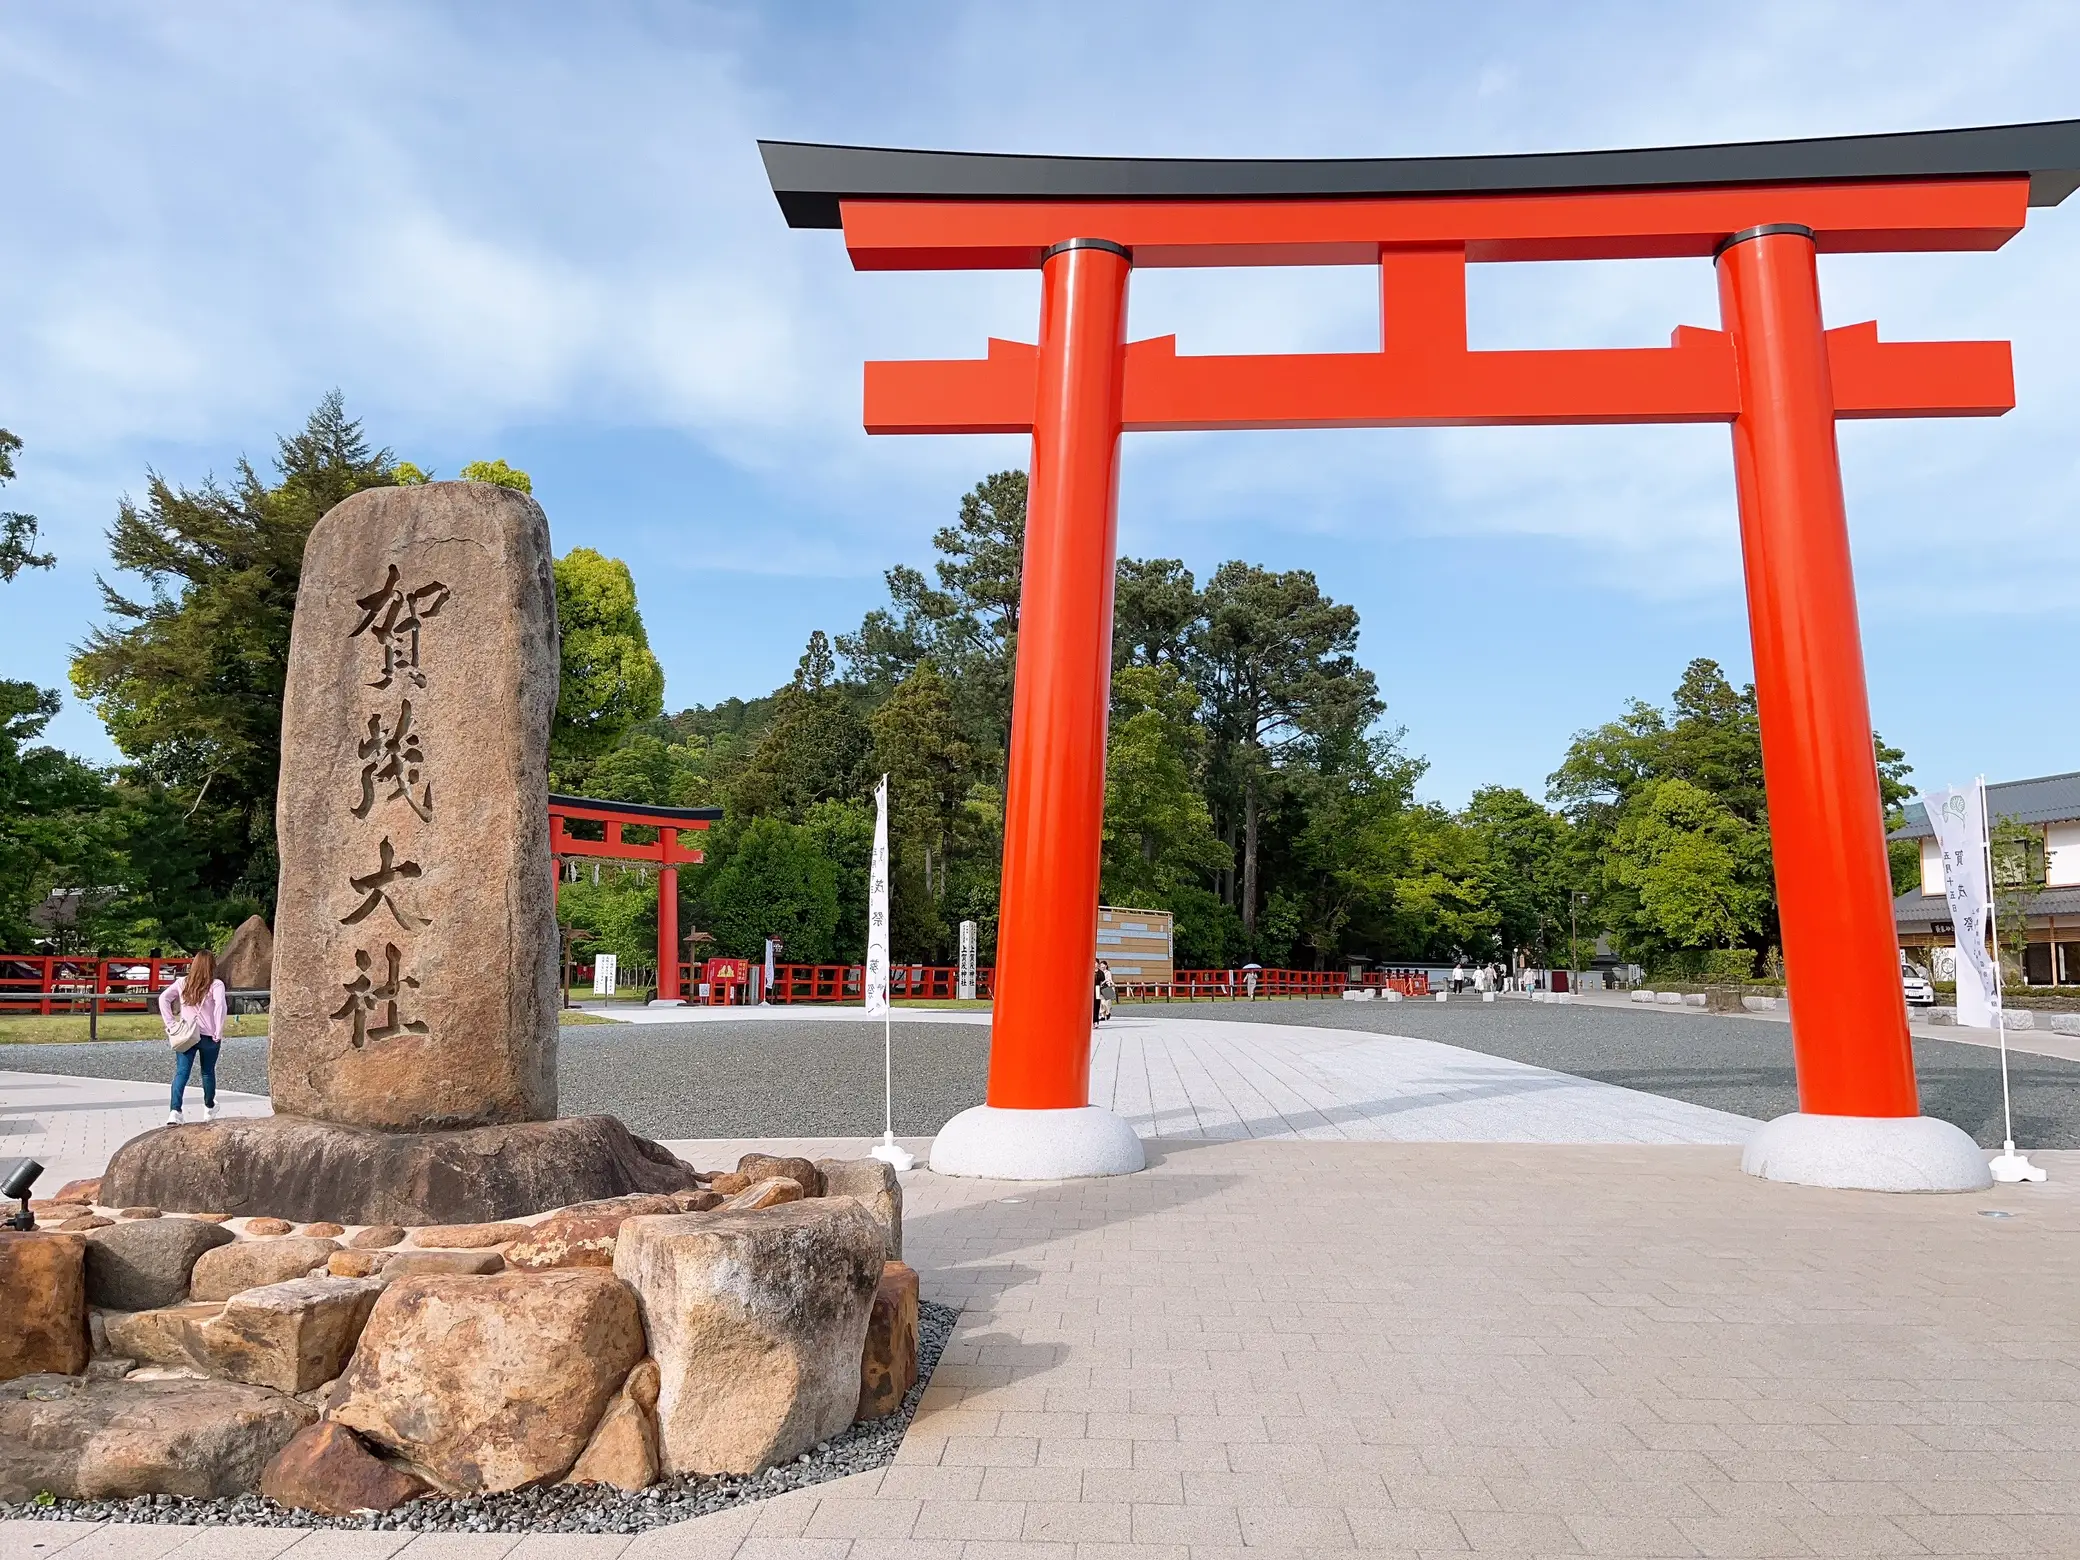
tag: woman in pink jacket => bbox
[159,949,225,1125]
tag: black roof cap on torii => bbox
[760,118,2080,230]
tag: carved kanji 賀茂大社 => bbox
[352,700,432,821]
[329,942,428,1048]
[351,564,450,690]
[341,837,429,931]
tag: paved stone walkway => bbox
[5,1139,2069,1558]
[0,1070,271,1184]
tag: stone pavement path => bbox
[0,1069,270,1185]
[8,1139,2072,1558]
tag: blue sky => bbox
[2,2,2075,807]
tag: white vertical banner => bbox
[1922,783,1997,1028]
[864,775,891,1016]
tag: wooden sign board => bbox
[1097,905,1174,985]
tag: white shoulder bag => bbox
[165,990,204,1053]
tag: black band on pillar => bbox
[1715,223,1817,260]
[1041,237,1133,264]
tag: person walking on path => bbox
[160,950,225,1125]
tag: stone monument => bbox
[103,484,697,1223]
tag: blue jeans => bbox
[171,1036,220,1112]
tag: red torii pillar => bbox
[764,123,2077,1186]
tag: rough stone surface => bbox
[614,1198,884,1476]
[243,1219,294,1237]
[55,1177,103,1204]
[59,1216,112,1231]
[117,1208,162,1220]
[381,1249,503,1278]
[101,1113,698,1226]
[737,1154,824,1197]
[197,1276,387,1393]
[348,1225,407,1250]
[409,1221,528,1249]
[561,1358,660,1491]
[0,1232,90,1380]
[856,1260,919,1421]
[329,1250,386,1278]
[103,1303,224,1369]
[505,1195,683,1271]
[674,1190,723,1212]
[720,1176,804,1212]
[332,1269,644,1493]
[271,482,560,1131]
[82,1217,235,1310]
[259,1421,428,1516]
[217,913,275,993]
[817,1157,904,1261]
[301,1222,346,1238]
[0,1373,314,1500]
[708,1172,751,1196]
[190,1236,342,1301]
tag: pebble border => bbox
[4,1300,958,1535]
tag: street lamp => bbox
[1570,892,1590,983]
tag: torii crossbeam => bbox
[763,119,2080,1188]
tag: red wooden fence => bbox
[564,960,1429,1004]
[0,956,193,1016]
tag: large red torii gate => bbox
[763,119,2080,1187]
[548,794,720,1005]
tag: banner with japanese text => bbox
[1922,783,1998,1028]
[864,775,890,1016]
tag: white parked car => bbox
[1901,959,1936,1007]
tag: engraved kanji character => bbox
[341,837,429,931]
[351,565,451,690]
[352,700,432,821]
[330,942,428,1048]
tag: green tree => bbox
[0,683,113,948]
[71,392,401,908]
[1460,786,1581,969]
[1101,665,1230,910]
[702,815,841,961]
[1189,562,1380,941]
[551,548,665,767]
[460,459,532,493]
[0,429,56,582]
[730,631,871,821]
[870,660,974,959]
[1113,557,1198,670]
[1603,777,1770,968]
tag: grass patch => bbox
[0,1012,270,1045]
[557,1010,620,1025]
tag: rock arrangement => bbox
[0,1154,918,1516]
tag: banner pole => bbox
[1982,774,2045,1183]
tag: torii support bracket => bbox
[763,120,2080,1186]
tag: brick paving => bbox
[8,1139,2072,1558]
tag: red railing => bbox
[0,956,193,1017]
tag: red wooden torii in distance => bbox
[548,794,720,1005]
[763,119,2080,1186]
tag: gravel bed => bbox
[4,1300,958,1532]
[0,1021,991,1140]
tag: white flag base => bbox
[1741,1112,1993,1192]
[869,1132,916,1173]
[1989,1141,2048,1184]
[930,1104,1146,1180]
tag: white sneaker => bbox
[204,1105,219,1122]
[166,1110,182,1126]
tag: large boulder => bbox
[190,1237,341,1301]
[197,1276,386,1393]
[216,914,274,993]
[614,1199,884,1476]
[331,1270,644,1492]
[817,1158,904,1261]
[737,1154,825,1197]
[380,1249,503,1278]
[259,1421,427,1515]
[506,1195,684,1272]
[857,1260,920,1421]
[0,1374,314,1501]
[82,1217,235,1310]
[0,1232,90,1380]
[100,1114,699,1226]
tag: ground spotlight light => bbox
[3,1158,41,1230]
